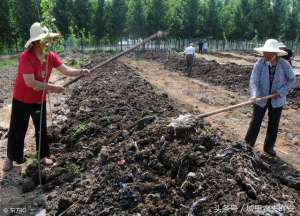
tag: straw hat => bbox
[254,39,287,56]
[25,22,59,48]
[278,42,287,48]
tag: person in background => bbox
[184,43,196,77]
[198,41,203,54]
[3,22,90,171]
[244,39,295,156]
[202,41,208,54]
[278,42,294,66]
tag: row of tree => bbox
[0,0,300,52]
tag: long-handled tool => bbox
[196,94,276,119]
[169,94,277,128]
[63,31,168,88]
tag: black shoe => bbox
[264,148,276,157]
[15,157,27,164]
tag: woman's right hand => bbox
[50,85,64,93]
[250,97,256,105]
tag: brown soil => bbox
[0,52,299,216]
[123,53,300,171]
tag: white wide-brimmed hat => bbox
[278,42,286,48]
[254,39,287,56]
[25,22,59,48]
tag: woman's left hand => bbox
[80,69,91,76]
[272,91,280,99]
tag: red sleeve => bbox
[50,52,63,68]
[19,52,34,74]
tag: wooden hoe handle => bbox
[197,94,277,119]
[63,31,168,88]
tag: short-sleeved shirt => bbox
[184,46,196,55]
[13,50,62,104]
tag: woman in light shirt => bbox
[245,39,295,156]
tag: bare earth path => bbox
[120,56,300,171]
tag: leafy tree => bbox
[40,0,55,28]
[94,0,105,41]
[72,0,92,38]
[1,0,300,54]
[0,0,10,50]
[205,0,223,39]
[219,0,235,40]
[183,0,199,38]
[232,0,254,40]
[103,0,113,40]
[269,0,288,39]
[283,0,300,40]
[53,0,73,39]
[111,0,127,39]
[145,0,167,34]
[15,0,41,46]
[252,0,271,40]
[127,0,146,38]
[166,0,185,37]
[7,0,19,50]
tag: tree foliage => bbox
[53,0,72,39]
[145,0,167,34]
[73,0,92,38]
[95,0,105,40]
[127,0,146,38]
[1,0,300,51]
[0,0,10,50]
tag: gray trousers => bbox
[186,54,194,76]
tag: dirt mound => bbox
[288,86,300,109]
[20,59,299,215]
[210,52,257,63]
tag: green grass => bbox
[72,122,89,138]
[65,162,81,177]
[0,59,17,70]
[27,153,38,168]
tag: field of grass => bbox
[0,59,17,70]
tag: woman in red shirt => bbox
[3,23,90,171]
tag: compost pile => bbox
[141,52,300,109]
[210,52,257,63]
[24,60,299,215]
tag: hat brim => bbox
[254,47,287,57]
[25,33,59,48]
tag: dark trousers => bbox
[186,54,194,76]
[7,98,49,163]
[199,46,203,54]
[245,101,283,150]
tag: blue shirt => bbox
[250,58,295,108]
